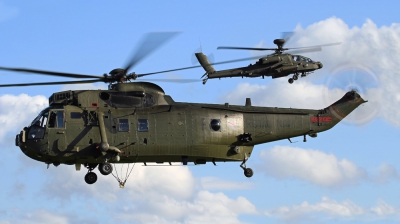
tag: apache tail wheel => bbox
[244,168,254,178]
[288,78,294,84]
[84,172,98,184]
[99,162,113,176]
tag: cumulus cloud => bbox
[258,146,367,187]
[198,176,254,190]
[219,79,343,109]
[0,94,48,141]
[26,163,257,223]
[373,163,400,183]
[220,17,400,126]
[265,197,400,223]
[60,83,108,91]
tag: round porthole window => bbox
[210,119,221,131]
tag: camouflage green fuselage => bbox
[17,82,365,166]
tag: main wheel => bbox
[244,168,253,178]
[293,75,298,80]
[98,162,113,176]
[288,78,294,84]
[84,172,98,184]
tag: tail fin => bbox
[327,90,367,121]
[195,53,216,74]
[311,91,367,134]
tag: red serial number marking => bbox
[310,116,332,123]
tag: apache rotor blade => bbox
[218,42,341,51]
[285,42,342,50]
[0,79,102,87]
[217,46,276,51]
[0,66,103,79]
[281,32,294,46]
[124,32,181,72]
[285,47,322,55]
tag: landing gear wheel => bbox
[99,162,113,176]
[288,78,294,84]
[84,172,97,184]
[293,75,298,80]
[244,168,253,178]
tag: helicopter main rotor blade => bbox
[0,79,102,87]
[285,47,322,55]
[217,46,276,51]
[137,65,203,77]
[140,78,201,83]
[124,32,181,72]
[217,42,341,51]
[0,66,103,79]
[285,42,342,50]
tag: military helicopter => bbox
[2,33,365,187]
[197,38,341,84]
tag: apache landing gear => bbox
[240,153,254,178]
[288,73,299,84]
[84,163,98,184]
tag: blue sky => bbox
[1,1,400,223]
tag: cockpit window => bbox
[48,110,65,128]
[28,110,48,139]
[292,55,314,63]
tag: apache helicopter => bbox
[197,38,341,84]
[2,32,365,187]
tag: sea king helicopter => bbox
[197,38,341,84]
[1,32,365,186]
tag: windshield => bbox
[30,107,52,127]
[292,55,314,63]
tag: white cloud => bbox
[258,146,367,187]
[198,176,254,190]
[219,79,342,109]
[220,17,400,126]
[60,83,108,91]
[266,197,400,222]
[0,94,48,141]
[371,199,398,216]
[30,163,257,223]
[374,163,400,183]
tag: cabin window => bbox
[70,112,82,119]
[119,118,130,132]
[48,110,65,128]
[138,119,148,132]
[210,119,221,131]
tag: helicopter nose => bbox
[317,62,323,69]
